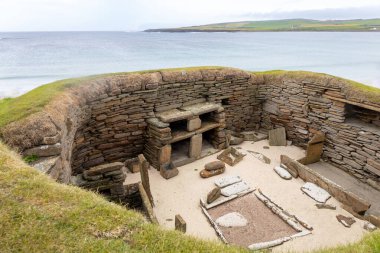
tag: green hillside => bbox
[145,18,380,32]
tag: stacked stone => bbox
[78,162,127,198]
[71,90,156,175]
[144,118,171,169]
[259,75,380,188]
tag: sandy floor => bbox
[125,140,368,252]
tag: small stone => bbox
[207,187,221,204]
[160,167,179,179]
[336,214,356,228]
[230,136,244,145]
[363,222,377,231]
[273,166,292,180]
[315,203,336,210]
[263,146,270,149]
[216,212,248,227]
[205,161,225,171]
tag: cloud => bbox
[0,0,379,31]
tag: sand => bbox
[125,140,368,252]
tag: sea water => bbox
[0,31,380,97]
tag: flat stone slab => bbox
[241,131,268,142]
[155,109,193,123]
[181,102,221,116]
[216,212,248,227]
[273,166,292,180]
[268,127,287,146]
[301,182,331,203]
[221,181,250,197]
[31,156,59,174]
[215,176,242,188]
[146,118,169,128]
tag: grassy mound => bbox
[0,141,247,252]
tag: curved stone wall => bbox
[1,68,379,190]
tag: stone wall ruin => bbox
[1,68,379,191]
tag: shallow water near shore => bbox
[0,31,380,97]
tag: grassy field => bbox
[145,18,380,32]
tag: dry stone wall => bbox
[2,68,380,190]
[259,74,380,187]
[70,69,259,176]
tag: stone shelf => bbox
[156,109,193,123]
[181,102,222,116]
[170,130,195,144]
[195,121,221,134]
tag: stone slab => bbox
[156,109,193,123]
[221,181,250,197]
[189,134,202,158]
[181,102,221,116]
[268,127,287,146]
[205,161,225,171]
[273,166,292,180]
[214,176,242,188]
[85,162,124,176]
[24,143,62,157]
[216,212,248,227]
[301,182,331,203]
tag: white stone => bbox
[221,181,250,197]
[214,176,242,188]
[301,182,331,203]
[364,222,377,231]
[274,166,292,180]
[216,212,248,227]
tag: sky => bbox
[1,0,380,31]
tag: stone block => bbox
[159,145,171,164]
[85,162,124,176]
[207,187,221,204]
[160,162,179,179]
[205,161,225,171]
[187,117,201,131]
[24,143,62,157]
[189,134,202,158]
[175,214,186,233]
[268,127,287,146]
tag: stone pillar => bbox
[189,134,202,158]
[159,145,171,165]
[187,116,201,131]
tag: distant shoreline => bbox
[145,29,380,33]
[144,18,380,33]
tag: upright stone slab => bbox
[189,134,202,158]
[175,214,186,233]
[187,117,201,131]
[268,127,287,146]
[159,145,171,164]
[299,132,326,165]
[138,154,153,206]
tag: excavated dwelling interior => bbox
[2,68,380,251]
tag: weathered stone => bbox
[298,132,325,165]
[189,134,202,158]
[187,117,201,131]
[31,156,60,174]
[205,161,225,171]
[274,166,292,180]
[24,143,62,157]
[336,214,356,228]
[159,145,171,164]
[214,175,241,188]
[85,162,124,176]
[217,147,246,166]
[221,181,250,197]
[160,163,179,179]
[301,182,331,203]
[175,214,186,233]
[229,135,244,145]
[268,127,287,146]
[207,187,221,204]
[315,203,336,210]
